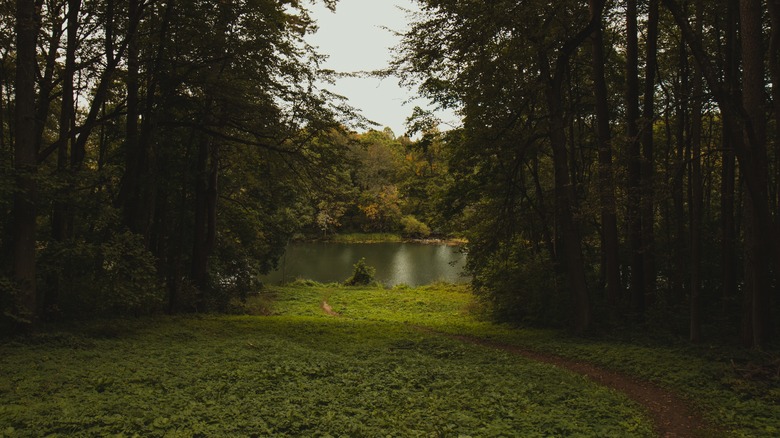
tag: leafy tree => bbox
[0,0,354,327]
[397,0,780,345]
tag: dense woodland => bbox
[1,0,779,350]
[396,0,780,348]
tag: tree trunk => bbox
[13,0,39,325]
[547,81,590,333]
[720,0,739,316]
[589,0,620,319]
[671,38,689,307]
[626,0,644,320]
[121,0,144,234]
[769,0,780,217]
[641,0,659,303]
[740,0,771,348]
[191,132,218,294]
[48,0,80,315]
[689,0,704,343]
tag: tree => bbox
[11,0,38,325]
[1,0,354,324]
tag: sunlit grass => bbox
[1,283,777,436]
[0,284,654,437]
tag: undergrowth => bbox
[0,283,776,436]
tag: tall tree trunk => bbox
[740,0,771,348]
[13,0,39,325]
[626,0,645,319]
[689,0,704,343]
[671,38,689,307]
[721,0,739,316]
[769,0,780,217]
[547,81,590,333]
[642,0,659,303]
[191,137,219,293]
[49,0,80,315]
[122,0,143,234]
[589,0,620,319]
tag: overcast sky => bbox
[305,0,457,137]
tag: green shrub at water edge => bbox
[344,258,376,286]
[400,215,431,238]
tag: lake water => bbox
[261,242,469,286]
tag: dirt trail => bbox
[446,334,712,438]
[320,300,339,316]
[319,301,712,437]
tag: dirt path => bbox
[319,301,712,437]
[446,334,712,438]
[320,300,339,316]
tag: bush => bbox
[344,258,376,286]
[400,215,431,238]
[37,232,165,317]
[470,238,567,326]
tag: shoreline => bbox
[295,234,466,246]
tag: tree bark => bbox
[689,0,704,343]
[48,0,80,315]
[546,80,590,333]
[740,0,771,348]
[13,0,39,325]
[641,0,659,303]
[769,0,780,218]
[121,0,144,234]
[191,128,218,292]
[626,0,645,319]
[720,0,739,316]
[589,0,620,319]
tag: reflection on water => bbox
[262,242,468,286]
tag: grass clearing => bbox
[0,283,776,436]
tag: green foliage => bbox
[98,232,165,314]
[0,276,24,328]
[1,284,778,436]
[471,239,567,326]
[36,232,164,317]
[400,215,431,238]
[0,285,655,437]
[344,258,376,286]
[326,233,404,243]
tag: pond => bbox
[261,242,469,287]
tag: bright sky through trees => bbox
[306,0,458,136]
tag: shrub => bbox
[400,215,431,238]
[344,258,376,286]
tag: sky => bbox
[305,0,458,137]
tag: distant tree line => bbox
[397,0,779,348]
[303,126,451,239]
[1,0,356,328]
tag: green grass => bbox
[0,283,776,436]
[265,283,780,437]
[324,233,405,243]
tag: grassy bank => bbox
[0,283,777,436]
[315,233,466,245]
[319,233,405,243]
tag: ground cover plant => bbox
[0,284,655,437]
[316,283,780,437]
[0,282,776,436]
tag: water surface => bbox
[262,242,468,286]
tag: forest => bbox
[1,0,779,353]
